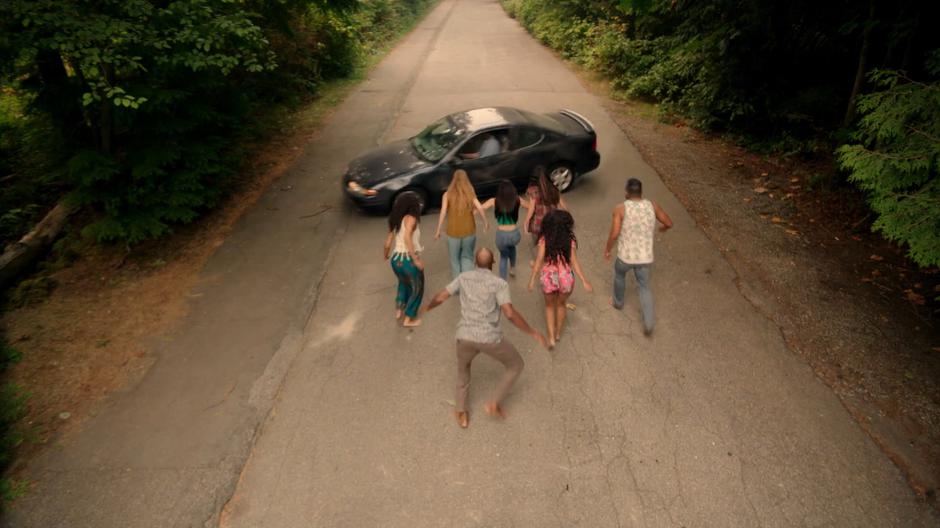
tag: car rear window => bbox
[518,110,566,134]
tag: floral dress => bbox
[538,239,575,294]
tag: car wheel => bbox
[395,188,428,214]
[549,162,575,192]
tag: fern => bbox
[837,66,940,268]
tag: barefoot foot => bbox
[395,309,403,320]
[402,317,422,327]
[484,402,506,419]
[455,411,469,428]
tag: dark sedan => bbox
[342,106,600,212]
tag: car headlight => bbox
[347,181,378,196]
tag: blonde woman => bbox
[435,169,489,278]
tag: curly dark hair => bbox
[388,192,421,231]
[540,209,576,264]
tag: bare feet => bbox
[395,308,403,320]
[402,317,422,327]
[509,268,516,277]
[548,337,556,349]
[455,411,469,428]
[484,402,506,419]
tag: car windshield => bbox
[410,117,468,162]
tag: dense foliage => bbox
[502,0,940,267]
[0,334,25,507]
[837,66,940,267]
[0,0,435,245]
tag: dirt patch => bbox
[0,100,341,471]
[579,74,940,503]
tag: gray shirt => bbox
[478,135,501,158]
[446,268,511,344]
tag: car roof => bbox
[448,107,561,133]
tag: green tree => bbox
[837,63,940,268]
[2,0,279,242]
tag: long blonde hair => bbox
[446,169,476,215]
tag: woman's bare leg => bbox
[543,292,558,347]
[555,291,571,340]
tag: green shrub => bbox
[1,0,437,246]
[837,67,940,268]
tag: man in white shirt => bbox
[459,133,501,159]
[603,178,673,336]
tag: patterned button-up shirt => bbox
[446,268,511,344]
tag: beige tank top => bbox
[617,199,655,264]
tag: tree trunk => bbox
[0,202,75,292]
[844,0,876,127]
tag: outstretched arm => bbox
[383,230,394,260]
[570,245,593,292]
[527,241,546,291]
[473,198,489,231]
[435,192,449,239]
[653,200,673,231]
[480,198,495,210]
[501,303,548,348]
[604,204,624,261]
[424,289,452,312]
[523,197,536,234]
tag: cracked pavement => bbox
[8,1,938,526]
[220,1,936,526]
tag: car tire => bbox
[548,162,576,192]
[394,188,428,215]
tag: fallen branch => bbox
[0,201,75,291]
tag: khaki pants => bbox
[455,339,524,412]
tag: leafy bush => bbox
[0,0,436,245]
[837,67,940,268]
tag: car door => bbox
[508,126,550,188]
[450,128,518,197]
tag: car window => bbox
[457,129,510,158]
[510,128,543,150]
[517,110,566,134]
[411,117,469,162]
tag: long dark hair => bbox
[536,168,560,207]
[495,179,519,214]
[540,210,576,264]
[388,192,421,232]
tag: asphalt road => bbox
[9,1,938,527]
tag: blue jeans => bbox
[494,228,521,279]
[447,235,476,278]
[612,258,654,333]
[391,255,424,319]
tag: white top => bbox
[617,199,655,264]
[393,221,423,256]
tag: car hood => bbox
[346,139,433,186]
